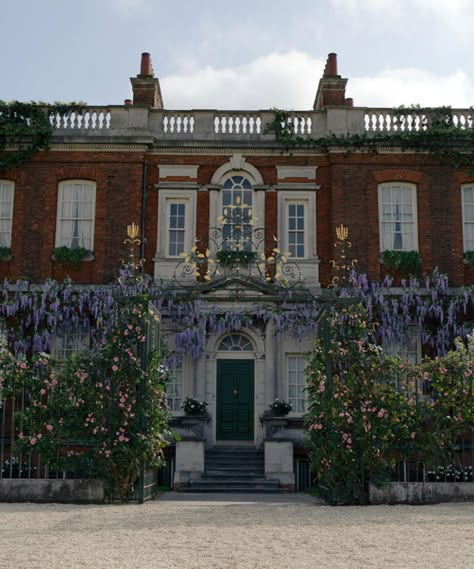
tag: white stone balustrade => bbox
[364,108,474,133]
[48,105,474,141]
[50,107,111,130]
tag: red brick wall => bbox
[0,148,470,288]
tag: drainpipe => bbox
[140,160,148,272]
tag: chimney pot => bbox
[140,52,153,76]
[124,99,133,106]
[324,53,338,77]
[345,97,354,107]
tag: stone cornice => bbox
[153,182,201,190]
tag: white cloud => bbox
[331,0,474,41]
[161,52,324,110]
[160,52,474,110]
[351,68,474,108]
[108,0,149,14]
[413,0,474,41]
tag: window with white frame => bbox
[288,355,307,413]
[278,192,315,261]
[286,201,306,258]
[166,355,183,412]
[378,183,418,251]
[167,201,186,257]
[0,180,14,248]
[220,176,254,250]
[462,184,474,251]
[0,318,7,349]
[157,190,196,259]
[51,327,90,363]
[384,327,420,364]
[56,180,96,251]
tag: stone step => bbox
[189,480,282,491]
[205,460,264,468]
[203,472,265,479]
[174,445,287,494]
[193,478,276,486]
[205,453,264,460]
[177,487,289,494]
[204,470,264,477]
[206,446,263,454]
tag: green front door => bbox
[216,359,254,440]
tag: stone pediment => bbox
[196,274,275,299]
[176,274,311,302]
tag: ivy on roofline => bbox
[0,100,85,171]
[269,106,474,169]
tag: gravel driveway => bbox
[0,492,472,569]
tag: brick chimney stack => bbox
[130,52,164,108]
[313,53,350,110]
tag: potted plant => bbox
[268,398,292,417]
[181,396,208,417]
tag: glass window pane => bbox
[380,184,416,252]
[287,356,306,413]
[58,181,95,249]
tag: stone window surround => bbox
[0,180,14,249]
[378,181,419,253]
[55,180,96,252]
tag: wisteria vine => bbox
[0,264,473,359]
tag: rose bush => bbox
[1,298,171,499]
[305,305,474,505]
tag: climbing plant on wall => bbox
[268,106,474,169]
[1,266,474,360]
[0,100,85,171]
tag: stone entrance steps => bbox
[179,446,287,493]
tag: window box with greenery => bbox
[464,251,474,270]
[0,247,12,262]
[52,246,91,269]
[216,249,257,268]
[381,250,422,276]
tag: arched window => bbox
[218,334,253,352]
[221,175,254,250]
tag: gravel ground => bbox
[0,493,473,569]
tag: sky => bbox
[2,0,474,110]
